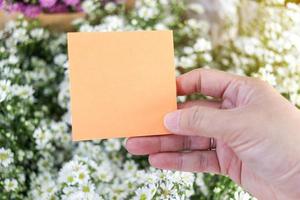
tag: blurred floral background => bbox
[0,0,300,199]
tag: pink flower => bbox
[39,0,57,8]
[0,0,3,9]
[7,3,26,12]
[63,0,80,6]
[24,5,41,18]
[47,3,68,13]
[74,3,83,12]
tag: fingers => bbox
[177,68,238,98]
[164,106,237,139]
[149,151,220,173]
[178,99,221,109]
[125,100,220,155]
[126,135,210,155]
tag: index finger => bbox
[177,68,239,98]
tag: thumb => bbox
[164,106,238,140]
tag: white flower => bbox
[0,80,11,102]
[30,28,48,39]
[95,163,114,182]
[75,168,90,185]
[161,181,174,190]
[124,160,138,173]
[64,189,101,200]
[105,2,117,12]
[234,37,261,56]
[178,55,196,68]
[131,19,138,26]
[104,139,121,152]
[33,127,52,149]
[137,7,159,20]
[12,85,34,100]
[186,19,202,30]
[81,0,98,14]
[0,148,14,167]
[4,179,18,191]
[62,111,72,125]
[5,20,17,30]
[234,187,255,200]
[50,121,71,147]
[37,156,54,171]
[139,0,157,7]
[256,66,277,86]
[159,0,169,5]
[183,47,194,55]
[290,93,300,106]
[54,54,67,66]
[135,170,158,185]
[95,16,125,31]
[188,3,204,14]
[59,160,89,185]
[8,55,19,65]
[58,76,70,109]
[29,172,56,195]
[79,24,94,32]
[203,53,212,62]
[21,20,28,28]
[195,174,208,196]
[12,28,29,43]
[213,187,221,193]
[61,181,101,200]
[193,38,212,52]
[134,185,156,200]
[154,23,167,30]
[179,172,195,187]
[159,181,175,198]
[163,16,176,25]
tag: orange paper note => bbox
[67,31,177,141]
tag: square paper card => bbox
[67,31,177,141]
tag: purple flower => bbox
[74,3,83,12]
[7,3,26,13]
[0,0,3,9]
[24,5,41,18]
[47,3,68,13]
[63,0,80,6]
[39,0,57,8]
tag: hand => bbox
[125,69,300,200]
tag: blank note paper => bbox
[67,31,177,141]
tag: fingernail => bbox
[123,138,129,147]
[164,111,180,132]
[148,154,158,167]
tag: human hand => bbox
[125,69,300,199]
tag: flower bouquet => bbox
[0,0,132,31]
[2,0,83,18]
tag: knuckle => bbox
[246,76,269,88]
[158,137,162,152]
[192,68,203,74]
[183,136,191,151]
[177,154,184,170]
[235,77,251,87]
[258,79,272,90]
[244,77,274,95]
[230,76,271,97]
[191,68,203,92]
[197,152,208,171]
[188,106,204,130]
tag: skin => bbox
[125,69,300,200]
